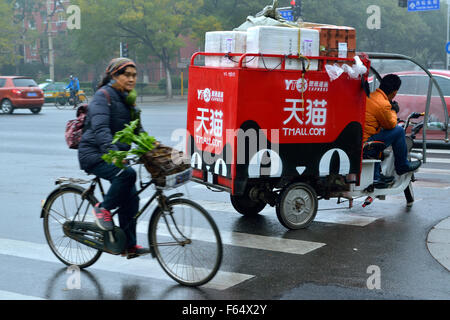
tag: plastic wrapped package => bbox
[342,56,367,79]
[246,26,319,70]
[325,64,344,81]
[234,15,291,31]
[326,56,367,81]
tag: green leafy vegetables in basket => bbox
[102,119,156,169]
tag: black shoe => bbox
[379,174,394,184]
[373,180,388,189]
[396,161,421,176]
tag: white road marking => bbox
[417,168,450,175]
[136,222,326,255]
[424,157,450,164]
[413,149,450,155]
[192,199,380,227]
[314,211,379,226]
[0,238,253,291]
[0,290,46,300]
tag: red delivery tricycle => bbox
[185,51,448,230]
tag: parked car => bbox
[370,70,450,144]
[39,81,88,105]
[0,76,44,114]
[38,81,68,103]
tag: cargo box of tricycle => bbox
[186,52,370,206]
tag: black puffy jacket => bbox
[78,84,137,172]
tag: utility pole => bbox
[47,0,55,81]
[291,0,302,21]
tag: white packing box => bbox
[205,31,222,67]
[220,31,247,67]
[246,26,320,71]
[205,31,247,67]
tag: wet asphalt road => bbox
[0,103,449,302]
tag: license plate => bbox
[27,92,37,97]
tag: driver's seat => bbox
[363,140,386,160]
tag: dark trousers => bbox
[70,88,77,101]
[89,161,139,248]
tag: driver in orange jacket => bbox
[363,74,421,188]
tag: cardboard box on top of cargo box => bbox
[312,25,356,60]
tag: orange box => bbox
[311,25,357,60]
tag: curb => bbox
[427,216,450,272]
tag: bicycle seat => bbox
[363,141,386,160]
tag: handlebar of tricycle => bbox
[403,112,448,140]
[403,112,424,135]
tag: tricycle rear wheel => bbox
[276,182,318,230]
[230,185,266,216]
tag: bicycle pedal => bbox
[126,252,150,259]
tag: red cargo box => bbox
[186,53,369,197]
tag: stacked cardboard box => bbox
[246,26,320,71]
[204,31,247,67]
[312,25,356,60]
[299,22,356,60]
[204,23,357,69]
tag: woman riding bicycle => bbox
[77,57,147,259]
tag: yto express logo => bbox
[198,88,224,103]
[285,78,329,93]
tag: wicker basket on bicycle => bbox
[139,141,191,187]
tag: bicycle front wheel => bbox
[43,184,102,268]
[149,198,222,287]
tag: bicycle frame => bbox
[51,171,190,250]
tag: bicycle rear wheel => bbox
[149,198,222,287]
[43,184,102,268]
[54,95,67,109]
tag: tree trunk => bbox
[165,64,173,99]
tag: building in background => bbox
[22,0,69,64]
[19,0,198,84]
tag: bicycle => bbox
[54,90,69,109]
[40,159,223,287]
[68,90,88,108]
[54,90,88,109]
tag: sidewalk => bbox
[136,94,188,103]
[85,94,188,104]
[427,217,450,271]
